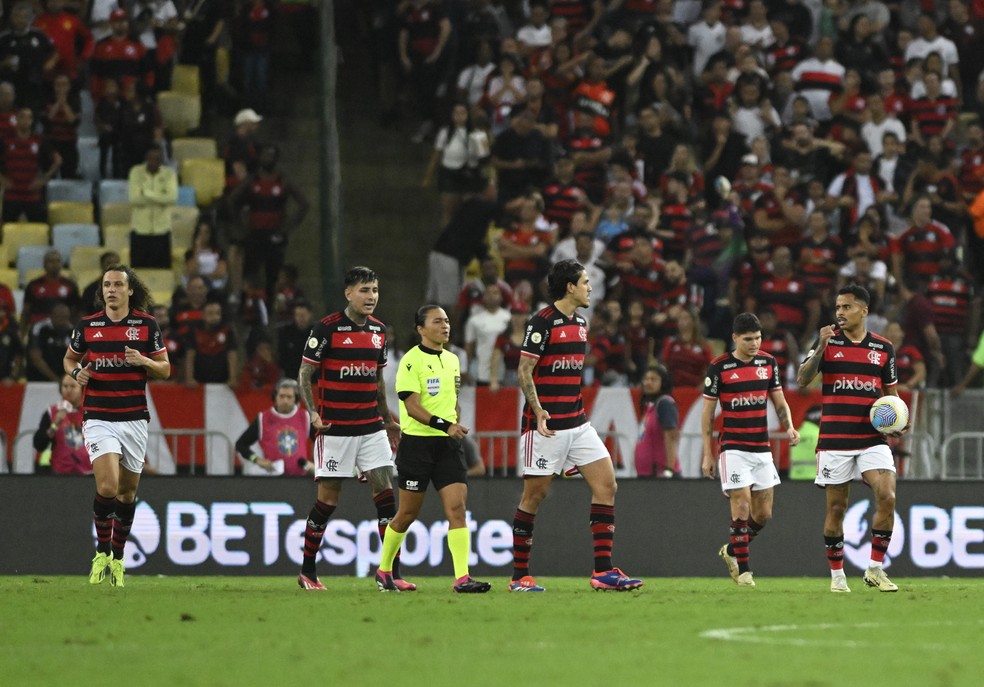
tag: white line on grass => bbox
[700,621,982,650]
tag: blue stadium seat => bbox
[47,179,94,203]
[17,245,52,287]
[98,179,130,207]
[52,223,101,261]
[77,136,102,182]
[177,185,197,207]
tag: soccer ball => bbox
[869,396,909,434]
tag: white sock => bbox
[831,569,846,580]
[867,560,883,569]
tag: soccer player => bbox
[509,259,643,592]
[797,285,904,593]
[65,265,171,587]
[296,266,411,591]
[375,305,491,594]
[701,313,800,588]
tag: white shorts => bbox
[82,419,148,474]
[312,431,394,479]
[718,449,780,492]
[814,445,895,486]
[521,423,609,477]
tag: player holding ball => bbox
[797,285,907,593]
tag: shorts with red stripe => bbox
[521,423,608,477]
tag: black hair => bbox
[414,304,444,329]
[547,259,585,301]
[837,284,870,306]
[733,312,762,335]
[344,266,377,287]
[96,264,152,312]
[648,363,673,395]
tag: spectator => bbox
[906,71,958,147]
[897,277,946,387]
[541,157,590,238]
[758,306,800,385]
[0,297,24,384]
[456,40,496,111]
[89,9,152,102]
[638,105,678,188]
[860,93,906,158]
[730,73,780,145]
[228,143,310,302]
[491,107,552,201]
[926,255,979,387]
[271,263,305,328]
[234,0,275,112]
[884,321,926,392]
[658,305,713,389]
[183,218,227,290]
[486,53,527,135]
[0,81,17,144]
[464,283,511,386]
[567,109,612,204]
[905,11,961,97]
[235,377,313,475]
[951,327,984,397]
[178,0,225,128]
[422,103,490,226]
[398,0,452,144]
[94,77,123,178]
[224,108,263,190]
[1,107,62,223]
[26,301,74,382]
[0,1,57,111]
[687,0,726,78]
[150,303,182,381]
[455,255,514,326]
[748,245,820,348]
[892,195,957,290]
[33,0,94,93]
[276,298,312,379]
[750,165,805,249]
[40,73,81,179]
[128,144,177,268]
[237,338,280,393]
[489,302,529,392]
[171,273,210,339]
[21,249,80,332]
[634,363,680,478]
[80,250,120,316]
[184,299,239,387]
[116,79,163,175]
[838,249,888,314]
[497,194,555,287]
[32,372,89,474]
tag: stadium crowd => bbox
[395,0,984,397]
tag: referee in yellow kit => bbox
[375,305,491,594]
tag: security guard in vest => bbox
[374,304,490,594]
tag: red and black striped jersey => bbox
[1,134,53,202]
[68,309,165,422]
[906,95,958,138]
[806,330,896,451]
[896,222,957,278]
[244,174,288,231]
[760,333,791,376]
[958,146,984,198]
[658,201,692,259]
[686,222,725,269]
[752,274,817,334]
[896,344,923,386]
[399,1,447,56]
[541,180,586,234]
[926,272,974,334]
[520,305,589,432]
[568,132,609,201]
[797,233,844,294]
[704,352,782,453]
[621,256,665,311]
[302,312,387,436]
[549,0,594,33]
[765,38,807,74]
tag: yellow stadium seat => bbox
[171,64,200,96]
[69,245,108,272]
[101,203,132,228]
[74,268,102,289]
[48,201,95,225]
[139,268,176,294]
[216,47,230,84]
[169,205,200,247]
[118,247,130,265]
[171,137,217,168]
[0,267,17,289]
[23,267,72,285]
[150,289,173,308]
[103,224,132,251]
[179,158,225,207]
[1,222,50,266]
[157,91,201,138]
[0,244,6,269]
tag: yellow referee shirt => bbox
[395,345,461,437]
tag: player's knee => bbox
[875,488,896,511]
[828,500,848,522]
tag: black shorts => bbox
[395,435,467,492]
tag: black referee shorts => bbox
[395,435,467,493]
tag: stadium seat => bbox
[177,185,197,207]
[78,90,97,137]
[17,245,53,287]
[169,206,200,247]
[102,224,132,251]
[53,223,101,260]
[48,201,95,225]
[0,266,17,290]
[171,64,201,96]
[171,137,217,168]
[1,222,50,266]
[150,289,173,307]
[157,91,201,138]
[179,158,224,207]
[70,245,107,272]
[139,268,176,294]
[47,179,93,204]
[77,136,102,182]
[98,179,130,207]
[100,203,132,228]
[74,268,102,290]
[0,244,6,270]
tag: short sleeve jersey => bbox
[395,345,461,437]
[68,309,165,422]
[302,312,387,437]
[520,305,589,433]
[703,351,782,453]
[805,330,897,450]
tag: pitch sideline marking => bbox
[700,620,983,649]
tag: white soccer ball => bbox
[869,395,909,434]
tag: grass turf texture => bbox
[2,576,982,687]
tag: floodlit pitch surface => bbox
[2,576,982,686]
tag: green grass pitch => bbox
[2,576,982,687]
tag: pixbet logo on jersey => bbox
[730,394,766,409]
[832,377,878,393]
[551,357,583,373]
[94,355,132,369]
[339,363,375,378]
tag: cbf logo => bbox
[277,428,299,456]
[868,350,882,365]
[126,327,140,341]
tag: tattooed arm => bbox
[518,355,555,437]
[298,362,326,431]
